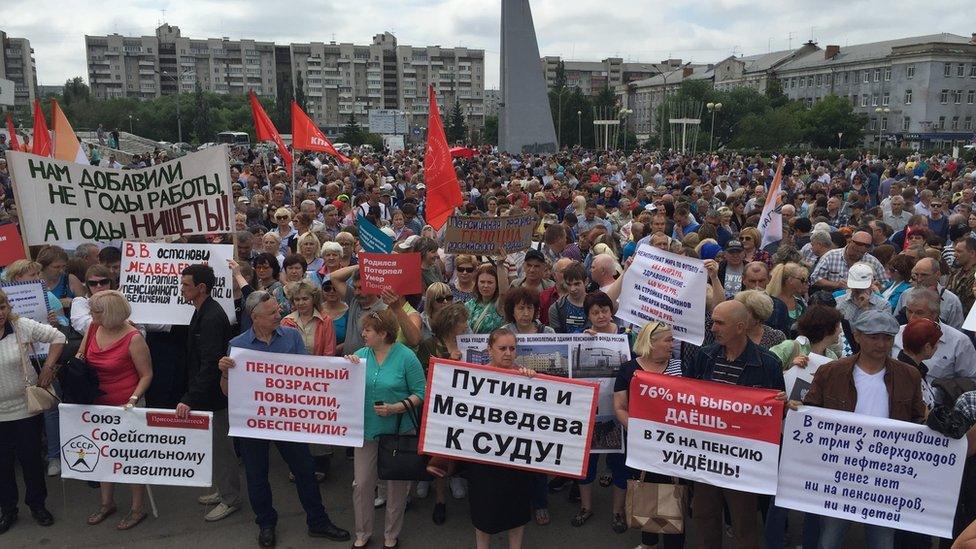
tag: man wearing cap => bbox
[809,231,888,291]
[512,249,554,292]
[718,240,747,300]
[894,257,965,329]
[801,309,925,547]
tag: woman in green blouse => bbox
[345,309,426,549]
[464,258,509,334]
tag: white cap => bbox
[847,262,874,290]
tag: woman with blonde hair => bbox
[734,290,786,348]
[765,262,809,336]
[83,291,153,530]
[272,207,298,255]
[420,282,455,340]
[297,232,324,276]
[450,255,478,302]
[738,227,773,271]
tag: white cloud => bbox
[3,0,973,89]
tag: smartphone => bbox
[374,401,384,406]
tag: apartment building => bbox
[541,56,658,97]
[0,30,38,107]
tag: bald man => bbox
[686,300,784,549]
[895,256,965,329]
[589,254,619,293]
[809,230,889,290]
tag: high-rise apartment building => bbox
[0,30,38,107]
[541,56,659,97]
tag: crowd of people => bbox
[1,139,976,549]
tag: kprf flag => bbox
[757,156,785,249]
[30,99,51,157]
[291,101,350,163]
[51,99,88,165]
[248,90,292,173]
[423,84,462,231]
[5,113,21,152]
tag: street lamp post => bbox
[619,108,633,151]
[556,88,570,148]
[706,102,723,152]
[128,114,133,133]
[158,68,194,143]
[874,107,890,156]
[837,132,843,148]
[576,110,583,146]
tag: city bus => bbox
[215,131,250,149]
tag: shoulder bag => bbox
[625,472,688,534]
[15,323,60,414]
[377,398,430,481]
[57,324,103,405]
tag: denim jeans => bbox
[238,437,331,530]
[818,516,893,549]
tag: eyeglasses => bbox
[86,278,110,288]
[456,267,475,273]
[740,236,753,241]
[434,295,454,304]
[276,215,290,220]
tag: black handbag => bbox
[377,399,430,481]
[57,325,103,405]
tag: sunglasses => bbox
[276,215,290,220]
[456,266,475,273]
[86,278,110,287]
[434,295,454,304]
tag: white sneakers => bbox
[47,460,61,477]
[197,492,221,505]
[204,502,239,522]
[416,481,430,498]
[450,477,467,499]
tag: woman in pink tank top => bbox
[82,291,153,531]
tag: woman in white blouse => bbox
[0,288,67,532]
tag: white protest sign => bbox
[783,352,831,402]
[963,302,976,332]
[7,146,233,248]
[1,280,50,323]
[58,404,212,487]
[455,332,630,453]
[418,358,599,478]
[228,347,365,447]
[616,244,707,345]
[777,407,966,538]
[119,241,235,325]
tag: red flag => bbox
[291,101,350,163]
[5,113,21,152]
[248,90,292,173]
[423,85,462,231]
[30,99,52,157]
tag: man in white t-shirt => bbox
[800,310,925,547]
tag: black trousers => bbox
[0,414,47,512]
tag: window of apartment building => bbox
[860,95,868,107]
[799,77,805,87]
[863,70,870,83]
[969,90,975,104]
[882,92,890,106]
[939,116,946,130]
[955,90,963,104]
[884,67,891,81]
[965,116,973,130]
[873,68,881,82]
[881,117,888,131]
[904,89,912,104]
[815,74,822,86]
[907,64,915,79]
[951,116,959,130]
[940,89,949,104]
[790,78,796,88]
[843,71,849,84]
[945,63,952,77]
[903,116,911,131]
[807,75,813,86]
[958,63,966,77]
[872,94,879,107]
[971,64,976,77]
[869,118,877,131]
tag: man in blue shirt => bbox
[218,291,350,548]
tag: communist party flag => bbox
[51,99,89,164]
[423,84,462,231]
[248,90,292,173]
[30,99,52,157]
[291,101,350,163]
[5,113,21,152]
[757,156,786,249]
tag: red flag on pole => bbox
[423,85,462,231]
[290,100,350,163]
[248,90,292,173]
[30,99,52,157]
[5,113,21,152]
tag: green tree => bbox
[340,115,364,146]
[801,94,866,148]
[274,78,293,132]
[446,100,467,143]
[730,102,805,149]
[62,77,90,105]
[553,61,567,91]
[294,73,307,116]
[765,76,789,108]
[483,115,498,145]
[192,82,214,143]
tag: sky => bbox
[4,0,975,88]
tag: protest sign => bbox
[616,244,707,345]
[783,352,831,402]
[357,214,393,253]
[0,224,26,267]
[455,332,631,453]
[777,406,966,538]
[442,214,537,255]
[119,241,235,325]
[58,404,212,487]
[7,146,232,248]
[419,358,599,477]
[626,371,784,494]
[1,280,50,323]
[227,347,365,447]
[359,252,422,295]
[964,302,976,332]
